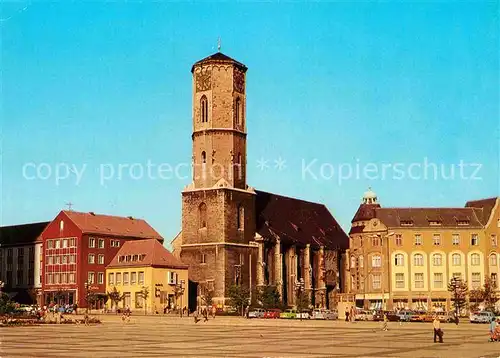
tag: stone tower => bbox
[180,52,257,308]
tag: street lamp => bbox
[295,278,305,321]
[177,280,185,318]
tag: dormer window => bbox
[429,220,442,226]
[400,220,414,227]
[457,220,470,226]
[132,255,138,261]
[118,256,125,263]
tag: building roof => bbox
[0,222,49,247]
[255,190,349,250]
[374,207,484,228]
[62,211,163,241]
[465,197,498,225]
[351,204,381,223]
[191,52,247,72]
[107,239,187,269]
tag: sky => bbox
[1,1,499,246]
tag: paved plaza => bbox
[1,315,500,358]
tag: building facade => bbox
[173,51,349,310]
[39,210,163,307]
[0,222,48,304]
[106,239,188,313]
[347,189,499,311]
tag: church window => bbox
[201,151,206,164]
[235,97,241,126]
[237,205,244,230]
[200,95,208,123]
[199,203,207,228]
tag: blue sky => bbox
[1,1,498,245]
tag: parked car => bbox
[386,312,401,322]
[280,309,297,319]
[436,312,452,323]
[470,311,496,323]
[311,309,327,320]
[396,310,413,322]
[373,311,388,321]
[354,310,374,321]
[296,311,311,319]
[248,308,266,318]
[263,309,281,319]
[326,309,339,320]
[410,311,427,322]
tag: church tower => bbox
[191,52,247,189]
[180,51,257,309]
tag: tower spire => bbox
[217,37,221,52]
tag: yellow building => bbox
[346,188,499,312]
[106,239,188,313]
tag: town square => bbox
[1,1,498,357]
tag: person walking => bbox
[433,315,443,343]
[381,313,388,331]
[345,309,349,322]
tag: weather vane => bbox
[65,202,73,211]
[217,37,221,52]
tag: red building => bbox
[39,210,163,307]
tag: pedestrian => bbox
[433,315,443,343]
[202,308,208,322]
[345,309,349,322]
[489,317,497,342]
[211,305,216,319]
[193,310,200,324]
[382,313,388,331]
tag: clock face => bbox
[196,69,211,92]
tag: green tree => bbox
[296,291,310,319]
[227,284,250,316]
[0,292,16,314]
[256,285,281,309]
[448,278,468,316]
[107,287,124,311]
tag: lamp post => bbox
[84,281,90,314]
[177,280,185,318]
[295,277,305,321]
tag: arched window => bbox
[350,256,356,268]
[237,205,244,230]
[395,254,404,266]
[490,253,498,266]
[199,203,207,228]
[471,253,480,266]
[201,151,206,164]
[452,253,461,266]
[235,97,241,126]
[432,254,442,266]
[413,254,424,266]
[200,95,208,123]
[371,255,381,268]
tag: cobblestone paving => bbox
[1,315,500,357]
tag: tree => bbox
[482,278,498,311]
[107,287,124,311]
[140,287,149,314]
[200,284,214,308]
[448,278,468,316]
[227,284,250,316]
[0,292,16,314]
[256,285,281,309]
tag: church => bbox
[171,51,349,310]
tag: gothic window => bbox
[237,205,244,230]
[235,152,242,180]
[201,151,206,164]
[235,97,241,126]
[199,203,207,228]
[200,95,208,123]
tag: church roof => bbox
[0,222,49,247]
[107,239,187,269]
[351,203,381,223]
[255,190,349,250]
[191,52,247,72]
